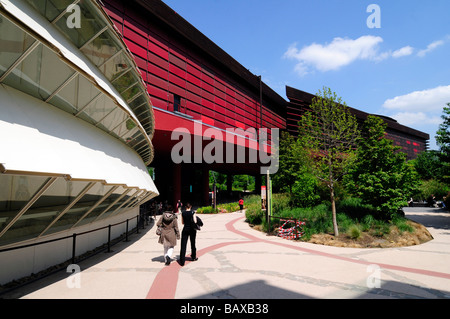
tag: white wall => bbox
[0,206,139,285]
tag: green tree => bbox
[272,131,321,208]
[435,103,450,183]
[411,150,443,180]
[345,115,417,216]
[298,87,360,236]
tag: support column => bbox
[227,174,233,196]
[254,174,261,195]
[202,168,210,206]
[173,163,181,209]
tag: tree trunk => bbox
[330,187,339,236]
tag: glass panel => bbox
[0,178,88,245]
[113,117,133,137]
[101,107,128,132]
[0,175,50,243]
[80,29,121,67]
[100,51,131,81]
[44,182,113,235]
[0,15,36,78]
[25,0,73,21]
[97,189,135,221]
[81,94,115,124]
[49,74,101,115]
[3,44,75,101]
[78,186,125,225]
[121,83,140,102]
[54,0,107,48]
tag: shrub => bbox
[347,225,362,239]
[245,206,264,225]
[196,206,218,214]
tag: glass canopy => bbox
[0,0,155,164]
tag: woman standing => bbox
[156,205,180,265]
[178,203,198,266]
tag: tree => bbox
[298,87,360,236]
[435,103,450,183]
[345,115,417,216]
[411,150,443,181]
[272,131,320,207]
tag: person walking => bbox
[176,199,183,214]
[239,198,244,212]
[156,205,180,266]
[178,203,198,266]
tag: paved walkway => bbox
[2,207,450,299]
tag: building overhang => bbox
[0,0,156,165]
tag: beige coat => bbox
[157,211,180,246]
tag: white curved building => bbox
[0,0,158,284]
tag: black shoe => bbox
[178,260,185,266]
[165,256,171,265]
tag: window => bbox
[174,94,181,112]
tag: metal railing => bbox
[0,214,149,294]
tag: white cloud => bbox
[382,85,450,150]
[417,40,444,57]
[284,36,384,75]
[382,85,450,112]
[392,46,414,58]
[389,112,442,127]
[284,36,414,76]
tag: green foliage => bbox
[414,179,450,201]
[298,87,360,186]
[196,206,218,214]
[435,104,450,183]
[272,131,309,193]
[347,225,362,240]
[345,115,418,216]
[411,150,444,181]
[298,87,360,236]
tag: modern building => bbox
[285,86,429,160]
[0,0,429,286]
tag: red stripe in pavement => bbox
[146,216,450,299]
[232,217,450,280]
[146,216,250,299]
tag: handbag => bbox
[194,215,203,231]
[156,224,163,235]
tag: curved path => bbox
[4,207,450,299]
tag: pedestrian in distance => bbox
[156,205,180,266]
[239,198,244,212]
[179,203,198,266]
[177,199,183,214]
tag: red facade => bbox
[103,0,285,134]
[285,86,429,160]
[102,0,286,206]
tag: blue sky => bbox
[162,0,450,150]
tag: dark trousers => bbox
[179,228,197,265]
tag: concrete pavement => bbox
[2,207,450,299]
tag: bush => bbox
[245,206,264,225]
[414,179,450,202]
[196,206,218,214]
[347,225,362,239]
